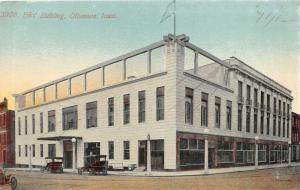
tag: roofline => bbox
[185,42,231,69]
[14,40,166,96]
[231,65,293,100]
[230,56,292,93]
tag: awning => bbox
[37,136,82,141]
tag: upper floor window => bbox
[138,91,146,123]
[226,101,232,130]
[278,100,281,114]
[25,145,28,157]
[215,97,221,128]
[254,109,258,133]
[273,97,277,113]
[287,119,290,138]
[32,144,35,157]
[278,117,281,137]
[25,116,28,135]
[18,117,21,136]
[48,110,56,132]
[108,98,114,126]
[260,111,264,134]
[273,115,276,136]
[86,101,97,128]
[40,112,43,133]
[63,106,78,130]
[238,81,243,98]
[260,91,264,108]
[246,106,251,133]
[18,145,21,157]
[32,114,35,134]
[238,105,243,131]
[287,104,290,118]
[254,88,258,106]
[156,87,165,121]
[267,113,270,135]
[246,85,251,101]
[123,94,130,124]
[185,88,193,125]
[267,94,270,110]
[201,92,208,127]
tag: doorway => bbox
[63,141,73,169]
[138,141,147,167]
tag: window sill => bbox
[87,126,98,129]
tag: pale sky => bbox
[0,0,299,112]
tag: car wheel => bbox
[10,176,17,190]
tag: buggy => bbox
[78,155,108,175]
[40,157,64,173]
[0,169,17,190]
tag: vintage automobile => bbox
[40,157,64,173]
[0,169,17,190]
[78,155,108,175]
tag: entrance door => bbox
[63,141,73,169]
[138,141,147,167]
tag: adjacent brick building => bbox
[291,112,300,162]
[0,98,15,167]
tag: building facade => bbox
[0,98,15,167]
[291,112,300,162]
[14,34,292,172]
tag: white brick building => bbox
[14,34,292,172]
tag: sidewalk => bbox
[5,162,300,177]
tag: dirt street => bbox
[1,167,299,190]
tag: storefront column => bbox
[147,134,151,174]
[255,136,259,169]
[288,141,291,166]
[280,144,282,164]
[204,136,208,174]
[72,138,76,171]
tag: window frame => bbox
[86,101,97,128]
[62,106,78,130]
[185,88,194,125]
[123,141,130,160]
[48,110,56,132]
[123,94,130,124]
[156,87,165,121]
[108,141,114,159]
[138,91,146,123]
[108,98,114,126]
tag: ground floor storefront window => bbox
[281,145,288,163]
[179,138,204,169]
[84,142,100,167]
[291,145,300,162]
[177,132,290,170]
[217,141,234,166]
[258,144,267,164]
[236,143,254,165]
